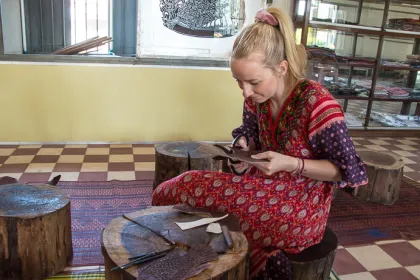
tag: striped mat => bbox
[45,267,340,279]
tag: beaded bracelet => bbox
[291,158,305,178]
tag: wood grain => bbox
[102,206,249,280]
[153,142,220,190]
[286,227,338,280]
[0,183,72,280]
[353,150,404,205]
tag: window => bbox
[0,0,267,63]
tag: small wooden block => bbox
[0,181,72,280]
[286,227,338,280]
[353,150,404,205]
[153,142,219,190]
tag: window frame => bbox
[0,0,268,68]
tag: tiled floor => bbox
[2,138,420,279]
[0,144,155,182]
[335,240,420,279]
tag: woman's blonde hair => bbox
[232,7,307,84]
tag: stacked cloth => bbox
[306,46,376,66]
[352,80,413,99]
[387,87,410,99]
[387,18,420,32]
[407,55,420,67]
[307,46,337,63]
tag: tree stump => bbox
[353,150,404,205]
[286,227,338,280]
[0,180,73,280]
[102,206,250,280]
[154,142,220,190]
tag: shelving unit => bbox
[292,0,420,132]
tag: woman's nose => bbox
[242,85,253,98]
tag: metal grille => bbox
[159,0,245,38]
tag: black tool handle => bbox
[222,225,234,250]
[111,251,169,271]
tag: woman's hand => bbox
[228,136,256,173]
[250,151,298,176]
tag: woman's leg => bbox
[152,170,294,278]
[251,250,292,280]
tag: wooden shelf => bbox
[373,97,420,102]
[379,65,420,71]
[311,62,420,71]
[333,95,369,100]
[308,21,420,39]
[310,61,376,68]
[295,0,420,129]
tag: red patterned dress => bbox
[152,79,367,278]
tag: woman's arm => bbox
[290,157,341,182]
[251,152,342,182]
[232,98,260,150]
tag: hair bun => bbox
[255,9,279,27]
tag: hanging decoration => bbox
[159,0,245,38]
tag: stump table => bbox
[353,150,404,205]
[154,142,219,190]
[0,180,72,280]
[286,227,338,280]
[102,206,250,280]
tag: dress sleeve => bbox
[307,94,368,188]
[232,98,261,150]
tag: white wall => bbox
[271,0,294,16]
[137,0,268,59]
[1,0,23,54]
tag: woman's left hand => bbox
[250,151,297,176]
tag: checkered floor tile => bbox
[334,240,420,279]
[1,138,420,279]
[0,144,155,182]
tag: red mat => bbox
[58,180,153,266]
[328,178,420,246]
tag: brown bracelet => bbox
[291,158,301,176]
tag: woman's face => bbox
[230,54,288,103]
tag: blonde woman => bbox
[153,7,367,279]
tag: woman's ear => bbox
[276,60,289,77]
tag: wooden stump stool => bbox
[353,150,404,205]
[154,142,219,190]
[0,180,72,280]
[102,206,249,280]
[286,227,338,280]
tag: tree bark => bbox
[154,142,220,190]
[353,150,404,205]
[286,227,338,280]
[0,182,72,280]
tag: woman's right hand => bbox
[228,136,255,173]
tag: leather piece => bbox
[138,244,218,280]
[172,204,241,232]
[198,143,268,164]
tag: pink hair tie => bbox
[255,9,279,27]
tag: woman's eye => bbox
[251,82,260,86]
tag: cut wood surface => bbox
[0,182,72,280]
[353,150,404,205]
[153,142,219,190]
[102,206,249,280]
[286,227,338,280]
